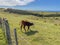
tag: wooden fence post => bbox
[14,28,18,45]
[4,19,12,45]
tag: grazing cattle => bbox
[20,20,34,32]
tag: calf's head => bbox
[29,23,34,26]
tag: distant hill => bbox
[0,8,60,17]
[3,8,43,17]
[4,8,35,15]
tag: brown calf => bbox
[20,20,34,32]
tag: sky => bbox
[0,0,59,11]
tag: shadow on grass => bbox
[24,30,38,36]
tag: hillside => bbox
[0,8,60,45]
[3,8,60,17]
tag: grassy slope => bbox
[0,28,7,45]
[0,11,60,45]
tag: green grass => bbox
[0,28,7,45]
[0,11,60,45]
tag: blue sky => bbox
[0,0,59,11]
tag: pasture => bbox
[0,10,60,45]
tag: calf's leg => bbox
[23,25,26,32]
[20,25,22,31]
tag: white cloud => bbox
[0,0,35,6]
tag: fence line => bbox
[14,28,18,45]
[2,19,12,45]
[13,28,32,45]
[1,18,31,45]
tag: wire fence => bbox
[14,28,31,45]
[2,18,12,45]
[1,18,31,45]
